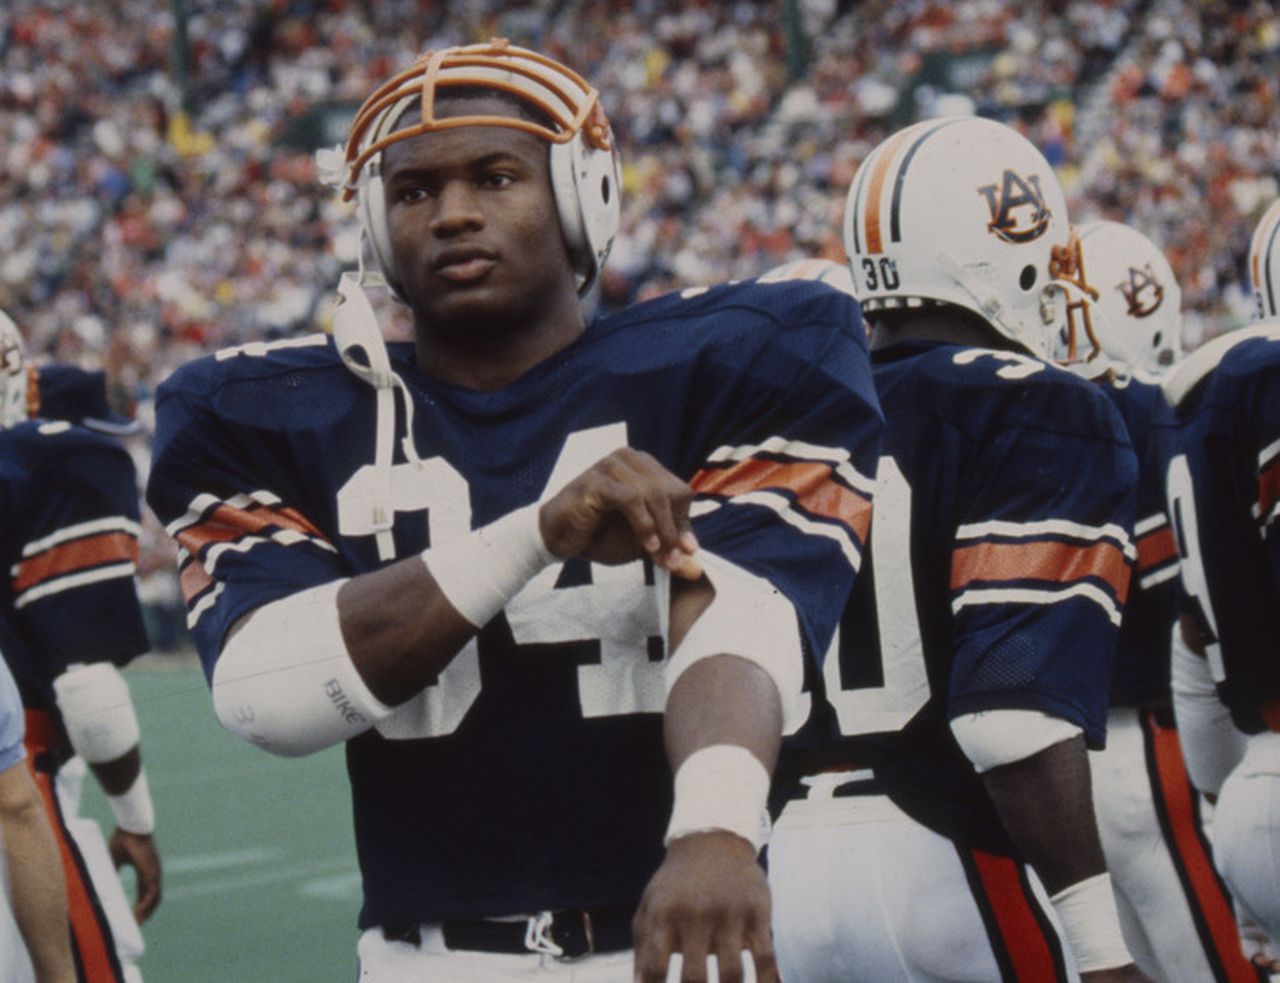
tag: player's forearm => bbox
[0,770,75,982]
[337,554,479,704]
[981,735,1106,893]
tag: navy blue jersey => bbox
[1165,326,1280,734]
[778,339,1138,857]
[1099,373,1179,707]
[0,420,149,714]
[145,277,882,927]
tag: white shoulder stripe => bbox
[1260,436,1280,473]
[22,517,141,557]
[1138,564,1180,591]
[705,436,876,496]
[166,489,286,536]
[1134,513,1168,537]
[186,582,225,629]
[956,518,1136,560]
[13,562,137,609]
[698,489,861,571]
[953,583,1123,626]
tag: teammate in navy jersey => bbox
[145,40,881,982]
[0,310,160,983]
[1062,220,1265,983]
[1162,197,1280,947]
[766,118,1147,982]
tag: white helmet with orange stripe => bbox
[1248,197,1280,322]
[1066,220,1182,376]
[337,37,621,299]
[842,116,1095,360]
[0,308,29,429]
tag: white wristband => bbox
[1049,873,1131,972]
[423,504,557,628]
[107,770,155,835]
[664,744,771,854]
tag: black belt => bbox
[382,905,634,959]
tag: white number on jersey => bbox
[337,423,665,740]
[1166,453,1226,682]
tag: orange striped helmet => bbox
[842,116,1092,359]
[339,38,620,298]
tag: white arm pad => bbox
[664,551,805,731]
[951,709,1083,774]
[1171,624,1246,796]
[53,662,140,764]
[213,579,394,757]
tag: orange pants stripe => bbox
[960,847,1068,981]
[27,761,125,983]
[1142,709,1266,983]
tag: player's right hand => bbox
[109,828,162,922]
[539,448,702,579]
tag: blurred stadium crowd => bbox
[0,0,1276,650]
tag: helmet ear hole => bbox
[1019,265,1038,291]
[1152,331,1162,347]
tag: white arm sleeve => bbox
[664,551,805,730]
[212,579,394,758]
[53,662,140,764]
[1171,624,1246,796]
[951,709,1083,774]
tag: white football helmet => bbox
[842,116,1095,359]
[339,38,621,299]
[1065,220,1182,376]
[0,309,29,428]
[1248,197,1280,322]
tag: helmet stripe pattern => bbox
[888,118,967,244]
[1250,199,1280,320]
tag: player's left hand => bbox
[632,831,777,982]
[109,828,162,923]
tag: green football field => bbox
[78,663,362,982]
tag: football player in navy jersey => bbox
[145,40,882,982]
[0,309,160,983]
[1063,221,1265,983]
[1162,196,1280,948]
[767,117,1148,982]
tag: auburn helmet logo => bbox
[978,170,1052,244]
[1117,264,1164,318]
[0,335,22,377]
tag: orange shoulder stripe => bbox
[951,538,1131,603]
[692,458,871,545]
[12,531,138,593]
[176,502,328,556]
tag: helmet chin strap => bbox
[332,256,425,562]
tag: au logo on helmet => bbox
[1118,264,1164,318]
[977,170,1052,244]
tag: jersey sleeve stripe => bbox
[174,500,333,557]
[953,583,1125,627]
[706,437,876,495]
[21,517,142,557]
[691,458,872,548]
[14,563,140,610]
[950,539,1131,602]
[11,531,139,594]
[955,518,1136,560]
[1135,522,1177,576]
[1255,452,1280,527]
[179,555,215,605]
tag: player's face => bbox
[380,97,579,345]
